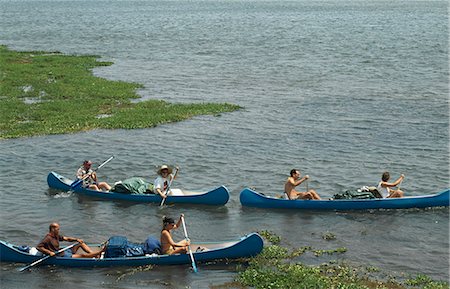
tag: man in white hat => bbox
[154,165,179,199]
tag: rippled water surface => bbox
[0,0,448,288]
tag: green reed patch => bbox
[235,232,449,289]
[0,45,241,139]
[405,274,449,289]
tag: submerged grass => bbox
[0,45,241,139]
[232,231,449,289]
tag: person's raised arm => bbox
[174,214,183,229]
[393,174,405,186]
[295,175,309,186]
[171,167,180,181]
[384,174,404,187]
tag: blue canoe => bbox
[0,233,263,268]
[240,188,450,210]
[47,172,229,206]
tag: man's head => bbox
[157,165,173,176]
[49,222,60,235]
[290,169,300,178]
[83,160,93,169]
[381,172,390,182]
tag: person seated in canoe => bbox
[37,222,105,258]
[377,172,404,198]
[76,160,111,191]
[284,169,321,200]
[154,165,179,199]
[160,215,189,255]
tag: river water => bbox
[0,0,448,288]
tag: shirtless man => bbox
[37,223,104,258]
[284,169,321,200]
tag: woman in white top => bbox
[377,172,404,198]
[154,165,179,199]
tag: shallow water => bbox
[0,0,448,287]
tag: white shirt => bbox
[154,175,172,193]
[377,182,390,198]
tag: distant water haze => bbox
[0,0,448,287]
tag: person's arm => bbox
[393,174,404,186]
[62,236,83,243]
[91,172,98,183]
[76,168,84,179]
[36,236,56,256]
[173,214,183,230]
[37,246,55,256]
[155,188,166,198]
[154,177,167,198]
[383,175,404,188]
[293,175,309,186]
[172,167,179,180]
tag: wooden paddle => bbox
[181,215,198,273]
[70,156,114,189]
[19,242,79,272]
[159,167,178,207]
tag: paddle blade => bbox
[191,259,198,273]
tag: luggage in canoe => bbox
[0,233,263,268]
[47,172,229,206]
[239,188,449,210]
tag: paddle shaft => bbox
[181,216,198,273]
[19,242,79,272]
[160,167,178,206]
[71,156,114,189]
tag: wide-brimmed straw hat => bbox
[157,165,173,176]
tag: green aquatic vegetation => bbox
[235,232,448,289]
[258,230,281,244]
[115,265,154,281]
[0,45,241,139]
[366,266,381,273]
[405,274,449,289]
[322,231,337,240]
[313,247,347,257]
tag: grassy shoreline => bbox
[226,231,448,289]
[0,45,241,139]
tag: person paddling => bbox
[76,160,111,191]
[154,165,179,199]
[37,223,104,258]
[160,215,189,255]
[377,172,404,198]
[284,169,321,200]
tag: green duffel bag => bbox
[112,177,154,194]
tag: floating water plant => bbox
[0,45,240,139]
